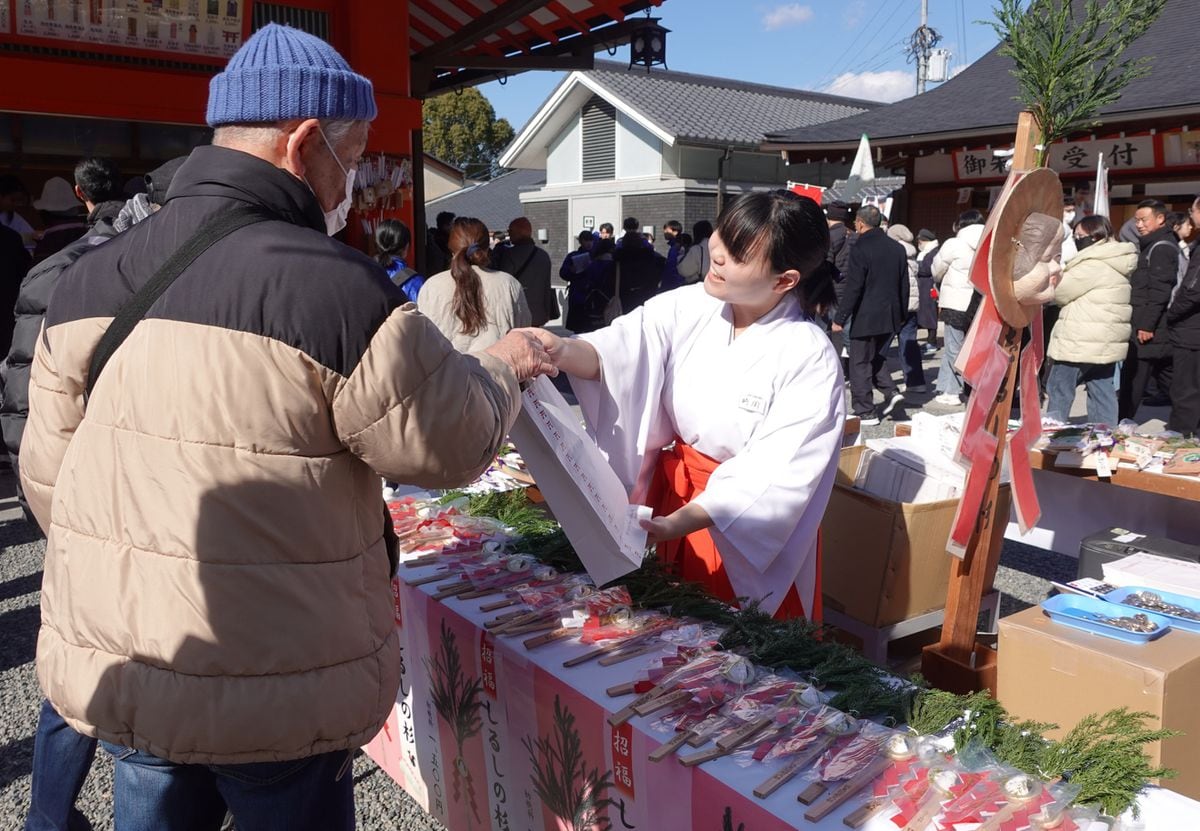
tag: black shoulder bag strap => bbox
[85,207,271,404]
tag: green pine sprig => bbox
[1037,708,1177,817]
[522,695,614,831]
[425,619,484,748]
[983,0,1168,165]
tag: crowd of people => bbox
[811,195,1200,436]
[403,209,716,341]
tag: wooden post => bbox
[920,113,1040,694]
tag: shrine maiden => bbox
[524,191,845,619]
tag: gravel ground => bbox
[0,344,1086,828]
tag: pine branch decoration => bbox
[1036,708,1177,817]
[522,695,614,831]
[425,619,484,826]
[984,0,1168,165]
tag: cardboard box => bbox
[998,605,1200,800]
[820,445,1004,628]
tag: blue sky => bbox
[479,0,1004,132]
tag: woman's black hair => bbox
[1075,214,1114,242]
[375,219,412,268]
[692,220,713,241]
[714,190,833,317]
[957,209,985,228]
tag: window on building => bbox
[21,115,132,158]
[138,123,213,160]
[581,96,616,181]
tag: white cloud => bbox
[824,69,914,103]
[762,3,814,31]
[844,0,867,28]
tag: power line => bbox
[815,2,909,90]
[958,0,970,71]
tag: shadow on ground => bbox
[0,606,39,673]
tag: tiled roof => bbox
[584,60,876,148]
[824,176,907,202]
[764,0,1200,149]
[425,168,546,234]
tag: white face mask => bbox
[309,125,355,236]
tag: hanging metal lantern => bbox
[629,14,668,72]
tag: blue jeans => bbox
[1046,361,1118,426]
[935,322,967,396]
[101,742,354,831]
[25,699,97,831]
[898,312,926,388]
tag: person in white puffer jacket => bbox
[1045,215,1136,425]
[931,210,987,404]
[887,224,927,391]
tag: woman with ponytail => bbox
[521,190,845,621]
[418,217,531,352]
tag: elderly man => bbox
[21,23,551,830]
[494,216,558,326]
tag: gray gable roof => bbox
[584,60,876,148]
[764,0,1200,149]
[425,168,546,234]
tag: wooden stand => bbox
[921,112,1041,695]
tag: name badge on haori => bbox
[738,393,767,415]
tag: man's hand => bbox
[483,330,558,382]
[1137,329,1155,344]
[512,328,601,380]
[831,323,844,333]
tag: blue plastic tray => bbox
[1104,586,1200,634]
[1041,594,1172,644]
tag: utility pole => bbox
[917,0,929,94]
[908,0,942,95]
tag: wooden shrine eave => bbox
[409,0,660,97]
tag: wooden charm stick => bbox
[804,756,893,821]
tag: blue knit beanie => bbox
[206,23,377,127]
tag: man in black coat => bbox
[832,205,909,425]
[823,201,851,355]
[494,216,559,326]
[1120,199,1179,420]
[0,223,31,366]
[1167,196,1200,436]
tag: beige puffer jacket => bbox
[1048,238,1137,365]
[21,146,520,765]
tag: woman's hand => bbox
[517,328,569,364]
[639,503,714,545]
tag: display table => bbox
[1029,448,1200,502]
[365,551,1200,831]
[891,424,1199,556]
[1010,450,1199,556]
